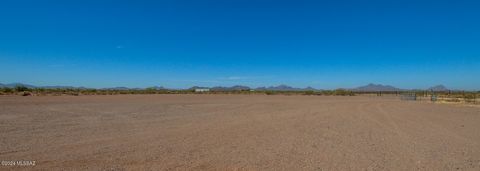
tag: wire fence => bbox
[400,93,417,101]
[399,91,478,105]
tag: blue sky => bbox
[1,0,479,90]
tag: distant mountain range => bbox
[428,85,450,91]
[351,83,453,92]
[210,85,251,91]
[255,85,318,91]
[0,83,37,89]
[351,83,402,92]
[188,85,319,91]
[0,82,460,92]
[0,83,89,90]
[101,87,135,91]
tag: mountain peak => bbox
[428,85,449,91]
[211,85,251,91]
[353,83,401,92]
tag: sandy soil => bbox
[1,94,479,170]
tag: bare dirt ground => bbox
[1,94,479,170]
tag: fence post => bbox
[474,93,477,104]
[430,90,435,103]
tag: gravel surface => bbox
[1,94,479,170]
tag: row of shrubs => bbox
[0,87,177,96]
[1,85,477,97]
[261,89,355,96]
[0,86,358,96]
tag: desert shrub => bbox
[15,85,30,92]
[82,89,97,95]
[145,87,157,94]
[320,90,333,96]
[462,93,476,99]
[2,87,14,93]
[445,98,461,102]
[333,89,355,96]
[265,91,274,95]
[157,90,169,94]
[303,90,315,95]
[35,88,46,93]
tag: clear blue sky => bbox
[1,0,479,90]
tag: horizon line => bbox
[1,82,478,91]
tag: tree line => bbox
[1,85,478,98]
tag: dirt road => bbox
[1,95,479,170]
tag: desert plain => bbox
[1,94,479,170]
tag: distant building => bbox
[195,88,210,92]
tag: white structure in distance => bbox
[195,88,210,92]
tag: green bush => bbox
[303,90,315,95]
[35,88,46,92]
[145,87,157,94]
[15,85,30,92]
[333,89,355,96]
[2,87,14,93]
